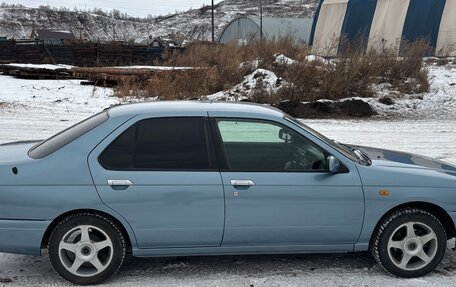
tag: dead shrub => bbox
[114,76,145,98]
[250,78,274,104]
[112,38,430,103]
[113,69,216,100]
[274,40,431,103]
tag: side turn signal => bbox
[379,190,390,197]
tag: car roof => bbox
[107,101,286,119]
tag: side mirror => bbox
[279,129,293,143]
[327,155,340,174]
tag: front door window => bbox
[216,119,328,172]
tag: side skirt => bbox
[132,244,355,258]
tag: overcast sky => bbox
[3,0,222,17]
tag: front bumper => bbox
[0,219,50,255]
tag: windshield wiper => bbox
[354,148,372,165]
[339,143,371,165]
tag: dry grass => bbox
[112,38,430,103]
[272,40,430,104]
[114,37,307,98]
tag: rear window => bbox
[29,111,109,159]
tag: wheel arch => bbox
[371,201,456,245]
[40,209,135,254]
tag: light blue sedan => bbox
[1,102,456,285]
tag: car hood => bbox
[0,140,41,164]
[350,145,456,174]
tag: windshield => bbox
[284,116,369,165]
[29,111,109,159]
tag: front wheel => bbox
[371,208,447,278]
[48,213,126,285]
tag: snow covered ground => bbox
[1,66,456,286]
[4,64,74,70]
[2,248,456,287]
[370,62,456,119]
[0,75,119,144]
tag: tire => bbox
[371,208,447,278]
[48,213,126,285]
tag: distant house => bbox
[0,36,7,41]
[134,36,154,46]
[134,34,186,48]
[30,29,76,45]
[150,37,179,49]
[150,38,165,48]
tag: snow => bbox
[206,69,288,101]
[1,245,456,286]
[239,59,260,70]
[0,75,119,144]
[305,54,330,64]
[307,119,456,164]
[4,63,74,70]
[274,53,297,65]
[1,64,456,285]
[0,1,317,42]
[113,66,196,70]
[181,39,191,47]
[209,59,456,121]
[368,63,456,119]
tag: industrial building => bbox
[218,16,313,45]
[310,0,456,56]
[219,0,456,56]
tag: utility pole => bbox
[259,0,263,40]
[211,0,215,42]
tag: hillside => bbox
[0,0,318,42]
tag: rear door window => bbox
[99,117,216,171]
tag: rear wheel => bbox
[48,213,126,285]
[371,208,447,278]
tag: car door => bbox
[210,116,364,249]
[88,116,225,249]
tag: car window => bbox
[99,117,215,170]
[29,111,108,159]
[216,119,328,172]
[218,121,285,143]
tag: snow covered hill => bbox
[0,0,318,42]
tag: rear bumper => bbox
[0,219,50,256]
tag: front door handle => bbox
[231,180,255,187]
[107,180,134,187]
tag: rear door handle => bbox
[231,180,255,187]
[107,180,134,186]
